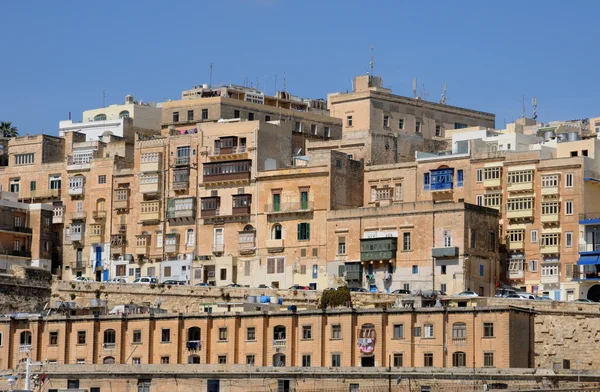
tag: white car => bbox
[506,293,536,300]
[132,277,158,284]
[72,276,94,282]
[456,291,479,297]
[107,278,126,284]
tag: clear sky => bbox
[1,0,599,135]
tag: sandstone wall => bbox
[0,266,52,313]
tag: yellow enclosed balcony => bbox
[541,186,559,196]
[139,202,161,223]
[140,181,161,194]
[507,241,524,251]
[506,209,534,219]
[541,214,560,224]
[484,178,501,188]
[507,182,533,192]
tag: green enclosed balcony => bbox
[360,237,397,261]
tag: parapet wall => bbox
[0,266,52,313]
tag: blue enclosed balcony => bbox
[574,256,600,281]
[578,223,600,255]
[430,168,454,191]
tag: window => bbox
[403,283,410,292]
[132,357,141,365]
[424,324,434,338]
[452,352,466,367]
[103,329,116,345]
[265,115,271,122]
[435,125,441,137]
[565,173,573,188]
[98,175,106,184]
[531,229,538,243]
[247,327,256,341]
[15,153,35,165]
[372,186,392,200]
[234,110,240,119]
[77,331,86,344]
[202,109,208,120]
[414,327,421,337]
[49,331,58,345]
[541,175,558,188]
[297,223,310,240]
[470,229,476,248]
[77,359,86,365]
[423,173,430,190]
[394,183,403,201]
[506,197,533,212]
[400,232,412,251]
[542,264,559,277]
[30,181,36,191]
[138,379,151,392]
[395,118,404,130]
[311,124,317,135]
[528,260,538,273]
[383,115,389,127]
[476,195,483,206]
[132,330,142,343]
[324,126,330,137]
[566,232,573,247]
[424,353,433,367]
[563,359,571,370]
[338,237,346,255]
[440,283,447,293]
[457,169,463,187]
[393,324,404,339]
[443,230,452,247]
[454,123,468,129]
[160,356,169,364]
[220,268,227,280]
[248,112,255,121]
[49,174,62,190]
[412,265,418,274]
[507,170,534,184]
[302,354,311,367]
[10,178,20,193]
[441,265,447,275]
[415,121,421,133]
[218,327,227,341]
[331,354,341,367]
[565,201,573,215]
[161,329,170,343]
[302,325,312,340]
[172,112,179,122]
[389,353,402,367]
[347,116,353,127]
[479,264,485,277]
[186,229,194,246]
[331,324,341,339]
[476,168,483,182]
[484,352,494,367]
[452,323,466,339]
[483,322,494,337]
[583,150,589,157]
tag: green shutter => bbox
[306,223,310,240]
[297,223,301,240]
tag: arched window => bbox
[452,323,467,339]
[452,351,466,367]
[188,354,200,364]
[103,356,115,364]
[103,329,116,345]
[243,225,254,232]
[187,327,201,350]
[272,224,282,240]
[361,323,376,339]
[186,229,194,246]
[20,331,32,345]
[156,231,163,248]
[273,353,286,366]
[273,325,286,341]
[119,110,130,119]
[94,114,107,121]
[96,198,106,212]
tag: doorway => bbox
[361,356,375,367]
[273,353,286,366]
[587,285,600,302]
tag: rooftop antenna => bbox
[412,78,418,99]
[439,83,447,105]
[283,73,287,91]
[532,97,538,120]
[369,46,374,86]
[521,95,526,119]
[256,77,259,91]
[209,63,213,89]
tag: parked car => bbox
[456,291,479,297]
[324,287,339,291]
[574,298,595,304]
[72,276,94,282]
[349,287,368,293]
[258,284,276,290]
[535,296,553,301]
[392,289,411,295]
[506,293,536,300]
[163,280,185,286]
[132,277,158,284]
[288,285,310,290]
[195,283,209,287]
[224,283,243,288]
[107,278,125,284]
[495,288,518,298]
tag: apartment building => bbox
[0,306,532,370]
[0,192,52,271]
[307,75,495,166]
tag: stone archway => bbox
[587,284,600,302]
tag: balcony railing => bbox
[66,156,93,171]
[135,245,150,255]
[579,243,600,253]
[541,244,560,254]
[172,180,189,190]
[266,239,284,252]
[273,339,287,348]
[71,212,86,220]
[451,337,467,346]
[580,212,600,222]
[210,145,247,157]
[71,231,84,242]
[0,225,33,234]
[507,269,524,279]
[506,209,534,219]
[68,186,84,196]
[483,178,501,188]
[507,182,533,192]
[212,244,225,254]
[186,340,201,351]
[11,250,32,258]
[540,214,560,224]
[175,156,190,166]
[140,160,161,172]
[541,186,559,196]
[19,344,32,353]
[266,202,314,214]
[102,343,116,350]
[507,241,524,251]
[93,210,107,220]
[140,182,161,194]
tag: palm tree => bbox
[0,122,18,137]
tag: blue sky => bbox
[1,0,598,134]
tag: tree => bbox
[0,122,18,137]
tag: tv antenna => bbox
[369,46,374,84]
[532,97,538,120]
[521,95,526,119]
[440,83,447,105]
[412,78,418,99]
[283,73,287,91]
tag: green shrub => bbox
[70,293,76,300]
[318,286,352,309]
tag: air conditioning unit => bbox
[117,256,124,262]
